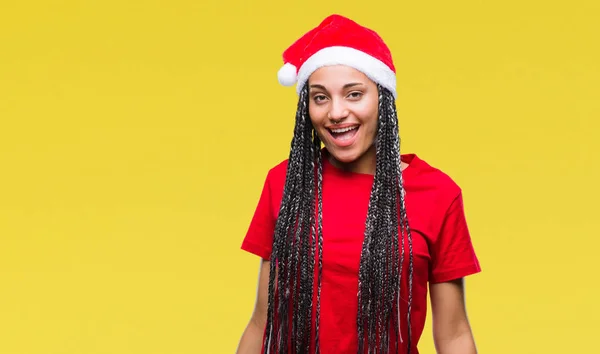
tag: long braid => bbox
[356,85,414,353]
[382,85,401,353]
[296,112,319,352]
[263,85,315,353]
[314,132,324,353]
[264,83,414,354]
[380,85,400,354]
[357,85,388,352]
[386,91,415,354]
[382,85,414,353]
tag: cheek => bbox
[364,119,378,144]
[308,105,327,126]
[357,105,379,136]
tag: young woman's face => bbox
[308,65,379,170]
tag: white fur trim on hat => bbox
[295,46,397,98]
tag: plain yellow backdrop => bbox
[1,1,599,353]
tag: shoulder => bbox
[258,158,289,198]
[265,158,289,182]
[403,153,463,203]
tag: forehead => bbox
[308,65,374,89]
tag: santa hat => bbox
[277,14,397,98]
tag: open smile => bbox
[327,124,360,147]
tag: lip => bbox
[326,123,360,130]
[326,125,360,148]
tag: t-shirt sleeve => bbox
[429,191,481,283]
[240,171,276,260]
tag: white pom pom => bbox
[277,63,297,86]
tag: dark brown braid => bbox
[263,84,414,354]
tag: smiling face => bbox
[308,65,380,174]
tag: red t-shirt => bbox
[241,152,481,353]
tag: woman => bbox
[237,14,481,354]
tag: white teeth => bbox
[330,126,358,133]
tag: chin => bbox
[326,146,362,163]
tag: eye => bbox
[347,91,363,100]
[313,95,328,104]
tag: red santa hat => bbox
[277,14,397,98]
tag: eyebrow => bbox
[309,82,365,91]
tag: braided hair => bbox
[263,83,414,354]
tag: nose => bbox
[328,98,349,121]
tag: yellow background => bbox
[1,1,599,353]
